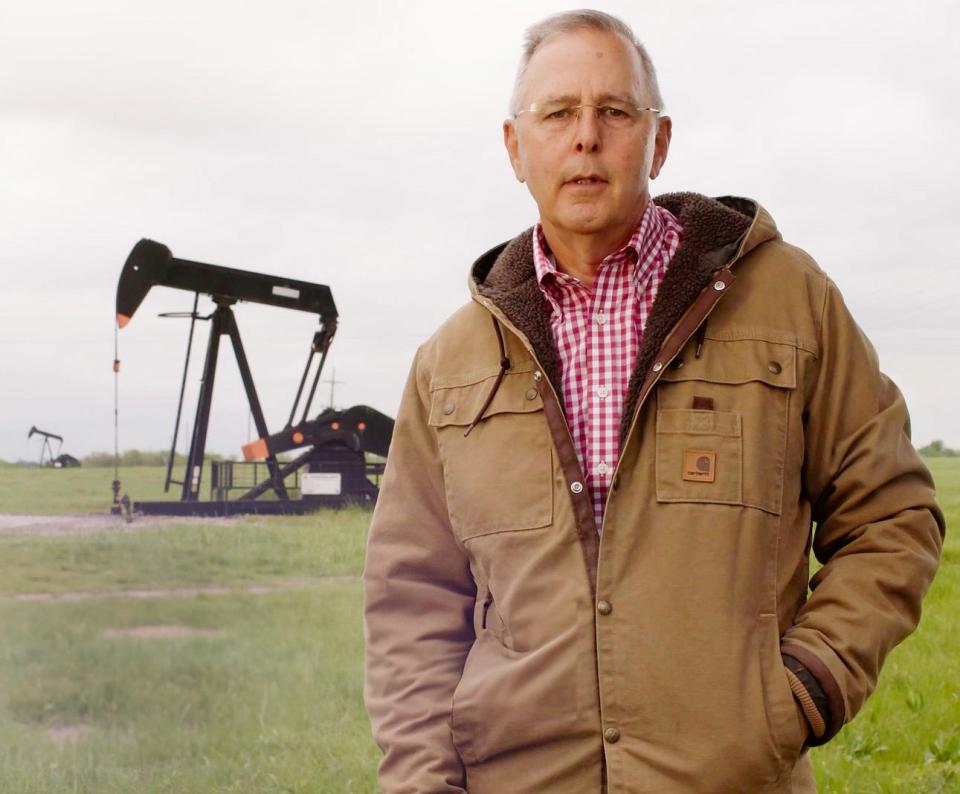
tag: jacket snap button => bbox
[713,280,725,291]
[652,362,663,373]
[768,361,782,375]
[597,600,612,616]
[604,727,621,743]
[525,388,538,400]
[532,370,542,382]
[441,403,455,415]
[570,481,584,494]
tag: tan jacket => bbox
[363,193,944,793]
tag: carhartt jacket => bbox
[363,193,945,793]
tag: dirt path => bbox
[102,625,226,639]
[9,576,360,603]
[0,513,238,536]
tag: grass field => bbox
[0,461,955,792]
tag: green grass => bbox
[0,511,369,596]
[0,460,954,792]
[0,587,378,793]
[0,465,300,515]
[0,465,196,514]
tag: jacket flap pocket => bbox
[660,339,796,389]
[657,408,741,437]
[428,373,543,428]
[655,409,743,506]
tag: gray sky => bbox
[2,0,958,467]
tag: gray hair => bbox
[509,9,665,116]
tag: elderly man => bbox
[363,9,944,793]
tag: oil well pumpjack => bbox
[116,239,394,516]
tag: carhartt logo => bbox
[682,449,716,482]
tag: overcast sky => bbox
[2,0,958,469]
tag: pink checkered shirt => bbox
[533,201,683,528]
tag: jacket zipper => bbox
[481,590,493,630]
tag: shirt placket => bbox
[588,263,621,527]
[555,278,590,476]
[532,205,684,528]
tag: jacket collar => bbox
[469,192,774,442]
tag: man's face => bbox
[503,28,671,242]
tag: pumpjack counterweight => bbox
[116,239,393,516]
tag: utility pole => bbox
[323,368,345,409]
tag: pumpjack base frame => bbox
[133,495,372,517]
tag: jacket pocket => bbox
[472,580,513,649]
[655,408,742,506]
[428,370,553,541]
[758,614,807,772]
[656,336,797,515]
[450,629,581,767]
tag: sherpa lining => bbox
[473,192,757,447]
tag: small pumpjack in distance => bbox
[27,426,81,468]
[116,239,394,516]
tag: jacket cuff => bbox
[781,645,845,745]
[784,667,825,740]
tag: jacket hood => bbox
[468,192,780,443]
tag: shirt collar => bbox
[533,199,664,291]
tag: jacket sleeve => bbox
[363,346,476,793]
[780,276,945,744]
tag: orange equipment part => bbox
[117,313,131,329]
[242,437,269,461]
[292,431,304,445]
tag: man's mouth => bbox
[566,175,607,185]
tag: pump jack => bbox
[27,426,79,467]
[116,239,393,516]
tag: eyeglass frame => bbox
[513,100,662,125]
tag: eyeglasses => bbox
[515,101,660,132]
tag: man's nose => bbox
[573,106,601,153]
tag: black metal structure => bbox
[116,239,393,516]
[27,426,70,467]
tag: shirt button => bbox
[597,600,612,616]
[595,312,606,326]
[604,727,621,743]
[597,462,608,476]
[596,385,609,399]
[570,481,584,494]
[768,361,782,375]
[441,403,455,415]
[525,388,538,400]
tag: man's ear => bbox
[650,115,672,180]
[503,119,525,183]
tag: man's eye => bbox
[545,108,572,120]
[600,106,629,118]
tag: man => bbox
[363,10,944,793]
